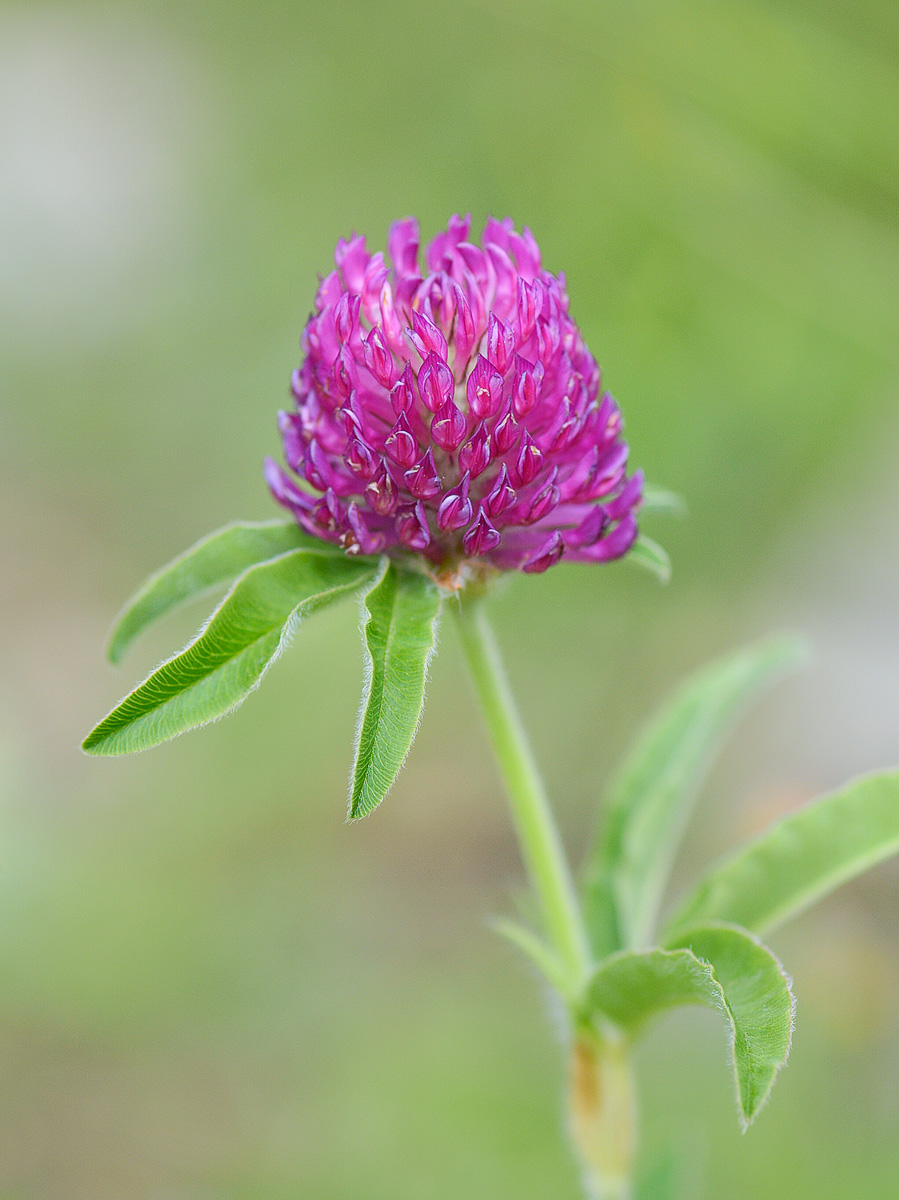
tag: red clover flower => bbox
[265,215,643,577]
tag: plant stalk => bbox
[569,1031,636,1200]
[454,597,591,994]
[455,597,636,1198]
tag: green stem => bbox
[454,596,591,991]
[456,596,637,1199]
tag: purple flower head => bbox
[266,215,642,579]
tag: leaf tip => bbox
[81,726,107,755]
[630,535,672,585]
[347,795,367,821]
[347,786,382,821]
[105,637,125,667]
[640,483,688,519]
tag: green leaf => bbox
[665,767,899,941]
[640,485,686,518]
[84,550,378,755]
[586,923,793,1126]
[107,519,339,664]
[349,562,443,819]
[583,635,806,957]
[668,924,794,1125]
[627,535,672,583]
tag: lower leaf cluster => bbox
[500,641,899,1129]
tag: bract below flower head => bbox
[266,214,642,577]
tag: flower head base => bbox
[266,215,642,576]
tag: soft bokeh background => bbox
[2,0,898,1196]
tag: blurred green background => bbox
[1,0,898,1196]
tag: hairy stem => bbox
[454,597,591,994]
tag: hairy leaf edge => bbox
[668,921,795,1130]
[588,928,794,1128]
[106,519,354,664]
[348,562,444,819]
[85,550,378,755]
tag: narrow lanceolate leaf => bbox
[350,563,442,819]
[583,635,806,957]
[107,520,339,664]
[665,768,899,942]
[84,550,378,755]
[627,535,671,583]
[586,923,793,1126]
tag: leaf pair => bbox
[583,630,899,959]
[83,521,444,819]
[573,633,899,1127]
